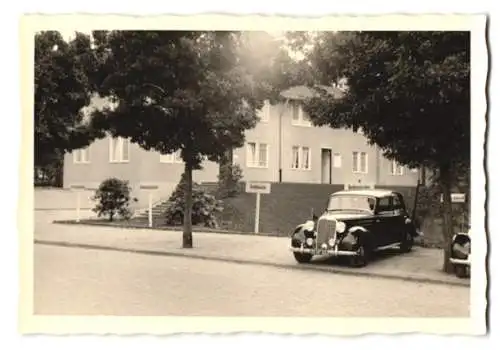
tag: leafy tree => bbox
[34,31,105,169]
[91,31,297,248]
[217,162,243,199]
[164,173,224,228]
[300,31,470,272]
[92,178,138,221]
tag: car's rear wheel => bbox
[399,231,414,253]
[349,243,369,268]
[455,264,470,279]
[293,252,313,264]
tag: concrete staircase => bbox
[132,199,170,226]
[131,182,219,226]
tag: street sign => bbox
[139,184,159,190]
[245,181,271,233]
[245,181,271,194]
[440,193,467,203]
[139,183,159,228]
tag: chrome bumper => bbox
[449,256,471,266]
[289,246,358,256]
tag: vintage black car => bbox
[449,228,471,278]
[289,189,420,267]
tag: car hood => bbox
[319,211,372,221]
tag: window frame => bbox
[390,160,404,176]
[246,141,269,168]
[290,102,312,127]
[352,151,368,174]
[291,145,312,171]
[109,137,131,163]
[160,149,184,164]
[73,147,90,164]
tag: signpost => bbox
[440,192,468,231]
[70,184,86,222]
[139,184,159,228]
[245,181,271,233]
[440,193,466,203]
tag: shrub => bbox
[165,173,224,228]
[217,162,243,199]
[92,178,137,221]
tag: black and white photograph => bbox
[20,13,487,335]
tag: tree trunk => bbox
[182,161,194,248]
[439,164,455,273]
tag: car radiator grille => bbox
[316,218,336,247]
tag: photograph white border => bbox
[19,13,487,336]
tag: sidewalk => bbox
[34,211,469,287]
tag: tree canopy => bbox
[34,31,104,167]
[90,30,299,247]
[297,31,470,271]
[303,31,469,171]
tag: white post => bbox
[148,192,153,228]
[76,191,81,223]
[254,192,261,233]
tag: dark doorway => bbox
[321,148,332,184]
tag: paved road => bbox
[34,243,470,317]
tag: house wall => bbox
[63,96,420,210]
[63,136,219,209]
[233,101,418,187]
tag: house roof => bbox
[280,85,345,101]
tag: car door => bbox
[373,196,395,247]
[389,193,408,243]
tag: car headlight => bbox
[321,243,328,249]
[328,238,335,247]
[305,238,314,246]
[336,221,346,233]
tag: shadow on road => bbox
[310,247,411,267]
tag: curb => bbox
[52,220,291,238]
[34,239,469,288]
[52,219,444,249]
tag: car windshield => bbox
[327,195,375,212]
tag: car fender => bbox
[291,221,315,239]
[346,226,372,248]
[403,217,420,237]
[451,232,471,246]
[348,226,368,234]
[291,224,305,238]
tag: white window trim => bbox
[291,103,312,127]
[352,151,368,174]
[333,153,342,168]
[390,160,404,176]
[246,142,269,168]
[109,137,131,163]
[291,145,312,171]
[160,150,184,164]
[73,147,90,164]
[259,100,271,123]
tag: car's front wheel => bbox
[293,252,313,264]
[399,231,414,253]
[348,243,369,268]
